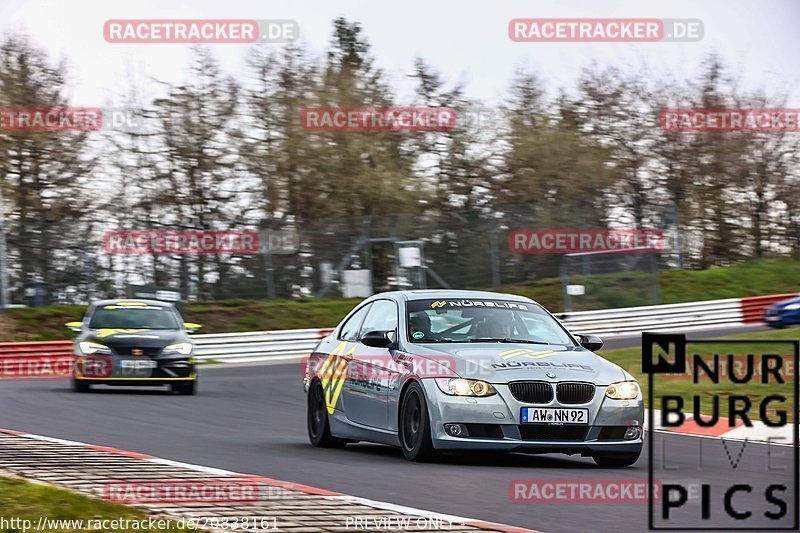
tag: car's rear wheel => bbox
[307,380,346,448]
[592,450,641,467]
[72,378,90,393]
[399,382,439,462]
[172,381,196,395]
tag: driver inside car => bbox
[474,311,513,339]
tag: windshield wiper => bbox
[468,337,551,345]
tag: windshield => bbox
[406,298,575,345]
[87,305,181,330]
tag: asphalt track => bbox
[1,324,795,532]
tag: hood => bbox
[84,328,187,349]
[771,296,800,310]
[407,342,628,385]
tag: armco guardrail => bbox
[0,341,73,378]
[557,297,744,336]
[0,293,794,371]
[192,328,333,362]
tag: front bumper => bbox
[420,379,643,454]
[764,308,800,326]
[73,354,196,384]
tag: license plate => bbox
[119,360,157,369]
[521,407,588,425]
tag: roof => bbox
[377,289,536,303]
[89,299,174,308]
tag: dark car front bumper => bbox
[73,355,196,385]
[764,307,800,327]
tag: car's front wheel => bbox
[307,380,346,448]
[399,382,439,462]
[592,450,641,467]
[172,381,196,395]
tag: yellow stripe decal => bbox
[324,359,349,414]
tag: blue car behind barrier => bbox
[764,295,800,327]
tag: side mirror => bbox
[361,330,395,349]
[65,321,83,333]
[184,322,203,334]
[577,333,603,352]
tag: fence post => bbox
[560,256,571,312]
[489,216,501,288]
[651,253,661,305]
[0,216,7,309]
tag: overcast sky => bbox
[1,0,798,106]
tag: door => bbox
[342,299,399,429]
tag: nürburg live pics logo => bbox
[643,333,799,530]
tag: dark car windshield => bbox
[88,304,180,330]
[406,298,575,345]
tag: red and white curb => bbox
[0,428,538,533]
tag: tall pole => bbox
[264,236,276,299]
[85,221,95,302]
[672,198,684,270]
[0,186,8,309]
[489,216,501,288]
[560,255,571,313]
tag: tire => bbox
[72,378,90,393]
[399,382,440,462]
[172,380,197,395]
[592,450,641,467]
[307,380,346,448]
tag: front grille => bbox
[556,382,595,404]
[508,381,554,404]
[518,425,589,441]
[598,426,628,440]
[115,347,162,357]
[464,424,504,439]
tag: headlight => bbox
[163,342,193,355]
[783,303,800,311]
[605,381,640,400]
[78,342,111,355]
[435,378,497,397]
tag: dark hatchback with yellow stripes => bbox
[66,299,199,395]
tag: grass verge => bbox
[0,475,198,532]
